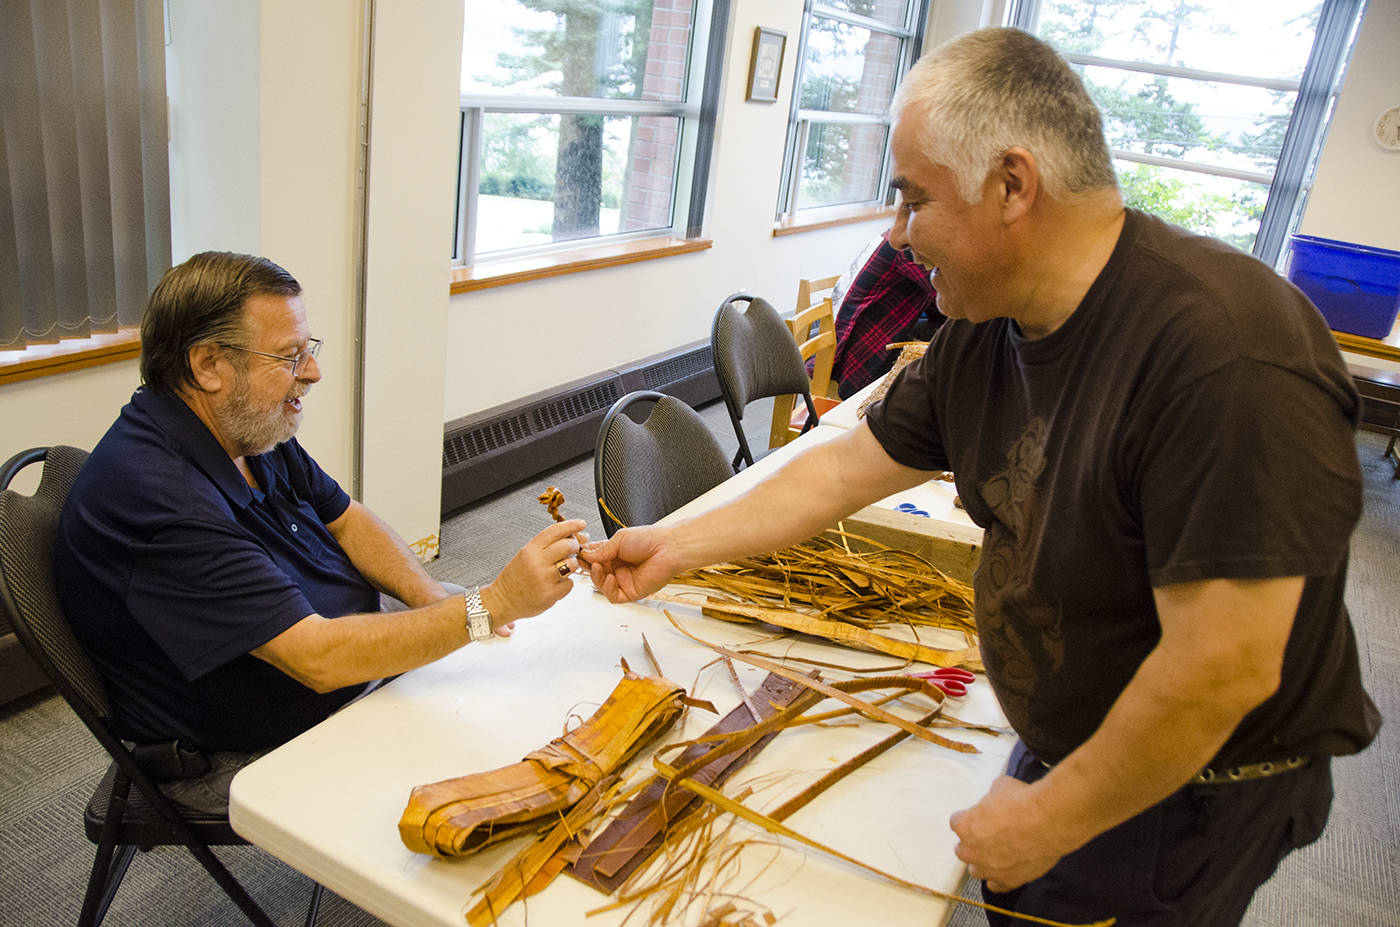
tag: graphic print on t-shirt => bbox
[975,417,1065,705]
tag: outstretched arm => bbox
[253,518,589,692]
[586,423,932,602]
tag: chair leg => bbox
[1386,433,1400,479]
[178,839,279,927]
[80,771,136,927]
[79,843,136,927]
[305,881,326,927]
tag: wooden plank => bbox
[826,507,982,585]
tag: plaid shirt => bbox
[832,235,940,397]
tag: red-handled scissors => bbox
[910,666,976,698]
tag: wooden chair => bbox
[769,274,843,450]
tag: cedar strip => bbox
[653,591,980,670]
[567,673,819,892]
[699,599,979,668]
[663,613,976,754]
[674,544,976,632]
[465,773,619,926]
[657,769,1113,927]
[765,705,942,823]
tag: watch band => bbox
[463,586,493,642]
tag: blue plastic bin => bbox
[1286,234,1400,339]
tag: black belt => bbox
[1191,755,1310,784]
[1037,754,1312,786]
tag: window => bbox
[455,0,727,265]
[1009,0,1364,264]
[776,0,926,221]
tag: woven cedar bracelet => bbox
[398,669,686,857]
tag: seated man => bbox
[830,231,942,398]
[54,251,584,813]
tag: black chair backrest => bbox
[0,446,109,718]
[594,391,735,537]
[711,292,817,468]
[2,447,307,927]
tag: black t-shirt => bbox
[54,387,379,752]
[867,210,1381,766]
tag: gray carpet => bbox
[1,403,1394,926]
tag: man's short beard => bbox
[218,371,300,457]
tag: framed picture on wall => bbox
[746,27,786,103]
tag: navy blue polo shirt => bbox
[54,387,378,751]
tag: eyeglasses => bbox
[218,338,323,377]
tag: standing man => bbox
[586,28,1379,925]
[55,251,586,813]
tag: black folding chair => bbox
[711,292,823,469]
[0,446,322,927]
[594,391,735,537]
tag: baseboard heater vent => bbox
[442,339,719,516]
[443,414,533,467]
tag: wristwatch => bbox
[463,586,493,642]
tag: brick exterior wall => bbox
[840,0,906,201]
[618,0,692,231]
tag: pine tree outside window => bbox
[455,0,726,264]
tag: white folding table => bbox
[230,408,1007,927]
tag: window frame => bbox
[1007,0,1364,265]
[452,0,726,268]
[775,0,930,223]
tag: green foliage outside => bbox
[1118,166,1261,251]
[477,0,655,239]
[475,0,1306,251]
[479,113,555,202]
[796,11,883,209]
[1034,0,1301,253]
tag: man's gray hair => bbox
[892,28,1117,202]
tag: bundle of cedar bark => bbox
[665,532,979,670]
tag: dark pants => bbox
[982,740,1333,927]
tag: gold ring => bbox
[555,560,571,578]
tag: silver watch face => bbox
[464,588,492,640]
[468,610,492,641]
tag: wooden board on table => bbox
[823,506,981,584]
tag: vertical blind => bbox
[0,0,170,353]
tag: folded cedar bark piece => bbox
[398,669,687,857]
[568,671,820,892]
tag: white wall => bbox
[164,0,367,502]
[1297,0,1400,251]
[0,364,141,483]
[925,0,1004,48]
[165,2,261,253]
[359,0,462,558]
[254,0,365,490]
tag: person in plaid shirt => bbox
[832,231,941,398]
